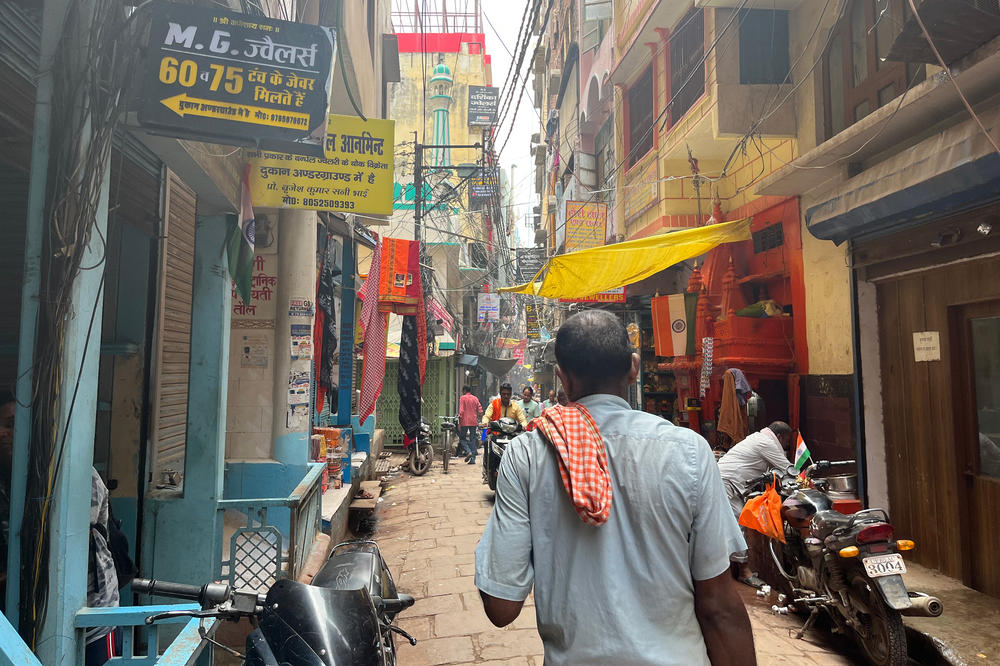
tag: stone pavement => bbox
[370,451,859,665]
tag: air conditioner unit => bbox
[548,69,562,95]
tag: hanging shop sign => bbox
[561,286,627,304]
[247,114,395,215]
[468,85,500,126]
[525,302,540,340]
[516,247,547,283]
[565,200,608,252]
[469,167,499,212]
[140,2,336,145]
[477,292,500,322]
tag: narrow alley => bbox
[370,453,861,666]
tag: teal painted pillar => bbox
[6,0,65,624]
[142,215,231,585]
[35,164,110,665]
[336,237,356,425]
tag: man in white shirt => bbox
[717,422,794,587]
[475,311,754,665]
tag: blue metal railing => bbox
[218,462,325,587]
[75,605,214,665]
[0,604,213,665]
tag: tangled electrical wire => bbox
[18,0,144,645]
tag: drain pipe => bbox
[848,241,868,508]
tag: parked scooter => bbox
[403,419,434,476]
[136,540,417,665]
[482,417,522,491]
[744,460,942,666]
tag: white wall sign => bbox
[913,331,941,362]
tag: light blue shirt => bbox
[475,394,746,666]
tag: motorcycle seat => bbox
[810,509,852,538]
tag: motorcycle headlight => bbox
[500,422,517,434]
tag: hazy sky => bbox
[481,0,540,248]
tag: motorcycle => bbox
[403,419,434,476]
[744,460,942,666]
[483,417,521,491]
[135,540,417,665]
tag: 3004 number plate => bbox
[863,553,907,578]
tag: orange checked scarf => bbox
[528,403,613,526]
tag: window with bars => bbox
[668,8,705,128]
[626,65,654,167]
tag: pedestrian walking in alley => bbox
[717,422,795,589]
[475,310,755,665]
[458,385,483,464]
[519,386,542,421]
[542,389,557,410]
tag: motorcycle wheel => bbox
[850,577,908,666]
[408,443,433,476]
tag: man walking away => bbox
[519,386,542,421]
[458,385,483,464]
[475,311,754,665]
[717,421,794,588]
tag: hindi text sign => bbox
[140,2,336,144]
[467,86,500,126]
[516,247,547,283]
[469,167,499,212]
[565,200,608,252]
[247,114,395,215]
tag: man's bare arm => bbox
[479,591,525,627]
[693,572,756,665]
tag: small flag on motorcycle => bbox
[794,433,811,475]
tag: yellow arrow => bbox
[159,93,311,131]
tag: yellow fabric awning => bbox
[500,218,752,300]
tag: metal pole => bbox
[413,138,423,246]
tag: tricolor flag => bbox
[794,433,812,475]
[227,164,256,307]
[651,292,698,356]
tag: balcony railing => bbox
[218,462,325,588]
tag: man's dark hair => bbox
[499,383,512,393]
[522,385,533,396]
[555,311,633,391]
[462,385,471,393]
[768,421,792,437]
[0,391,13,406]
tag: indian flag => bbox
[227,163,255,307]
[652,292,698,356]
[794,433,811,472]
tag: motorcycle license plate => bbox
[863,553,907,578]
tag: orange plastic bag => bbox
[738,479,786,543]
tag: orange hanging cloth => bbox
[717,369,748,443]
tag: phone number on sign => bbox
[301,198,355,210]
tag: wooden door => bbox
[950,299,1000,597]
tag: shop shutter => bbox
[149,170,196,494]
[0,3,40,81]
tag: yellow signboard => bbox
[565,200,608,252]
[247,114,395,215]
